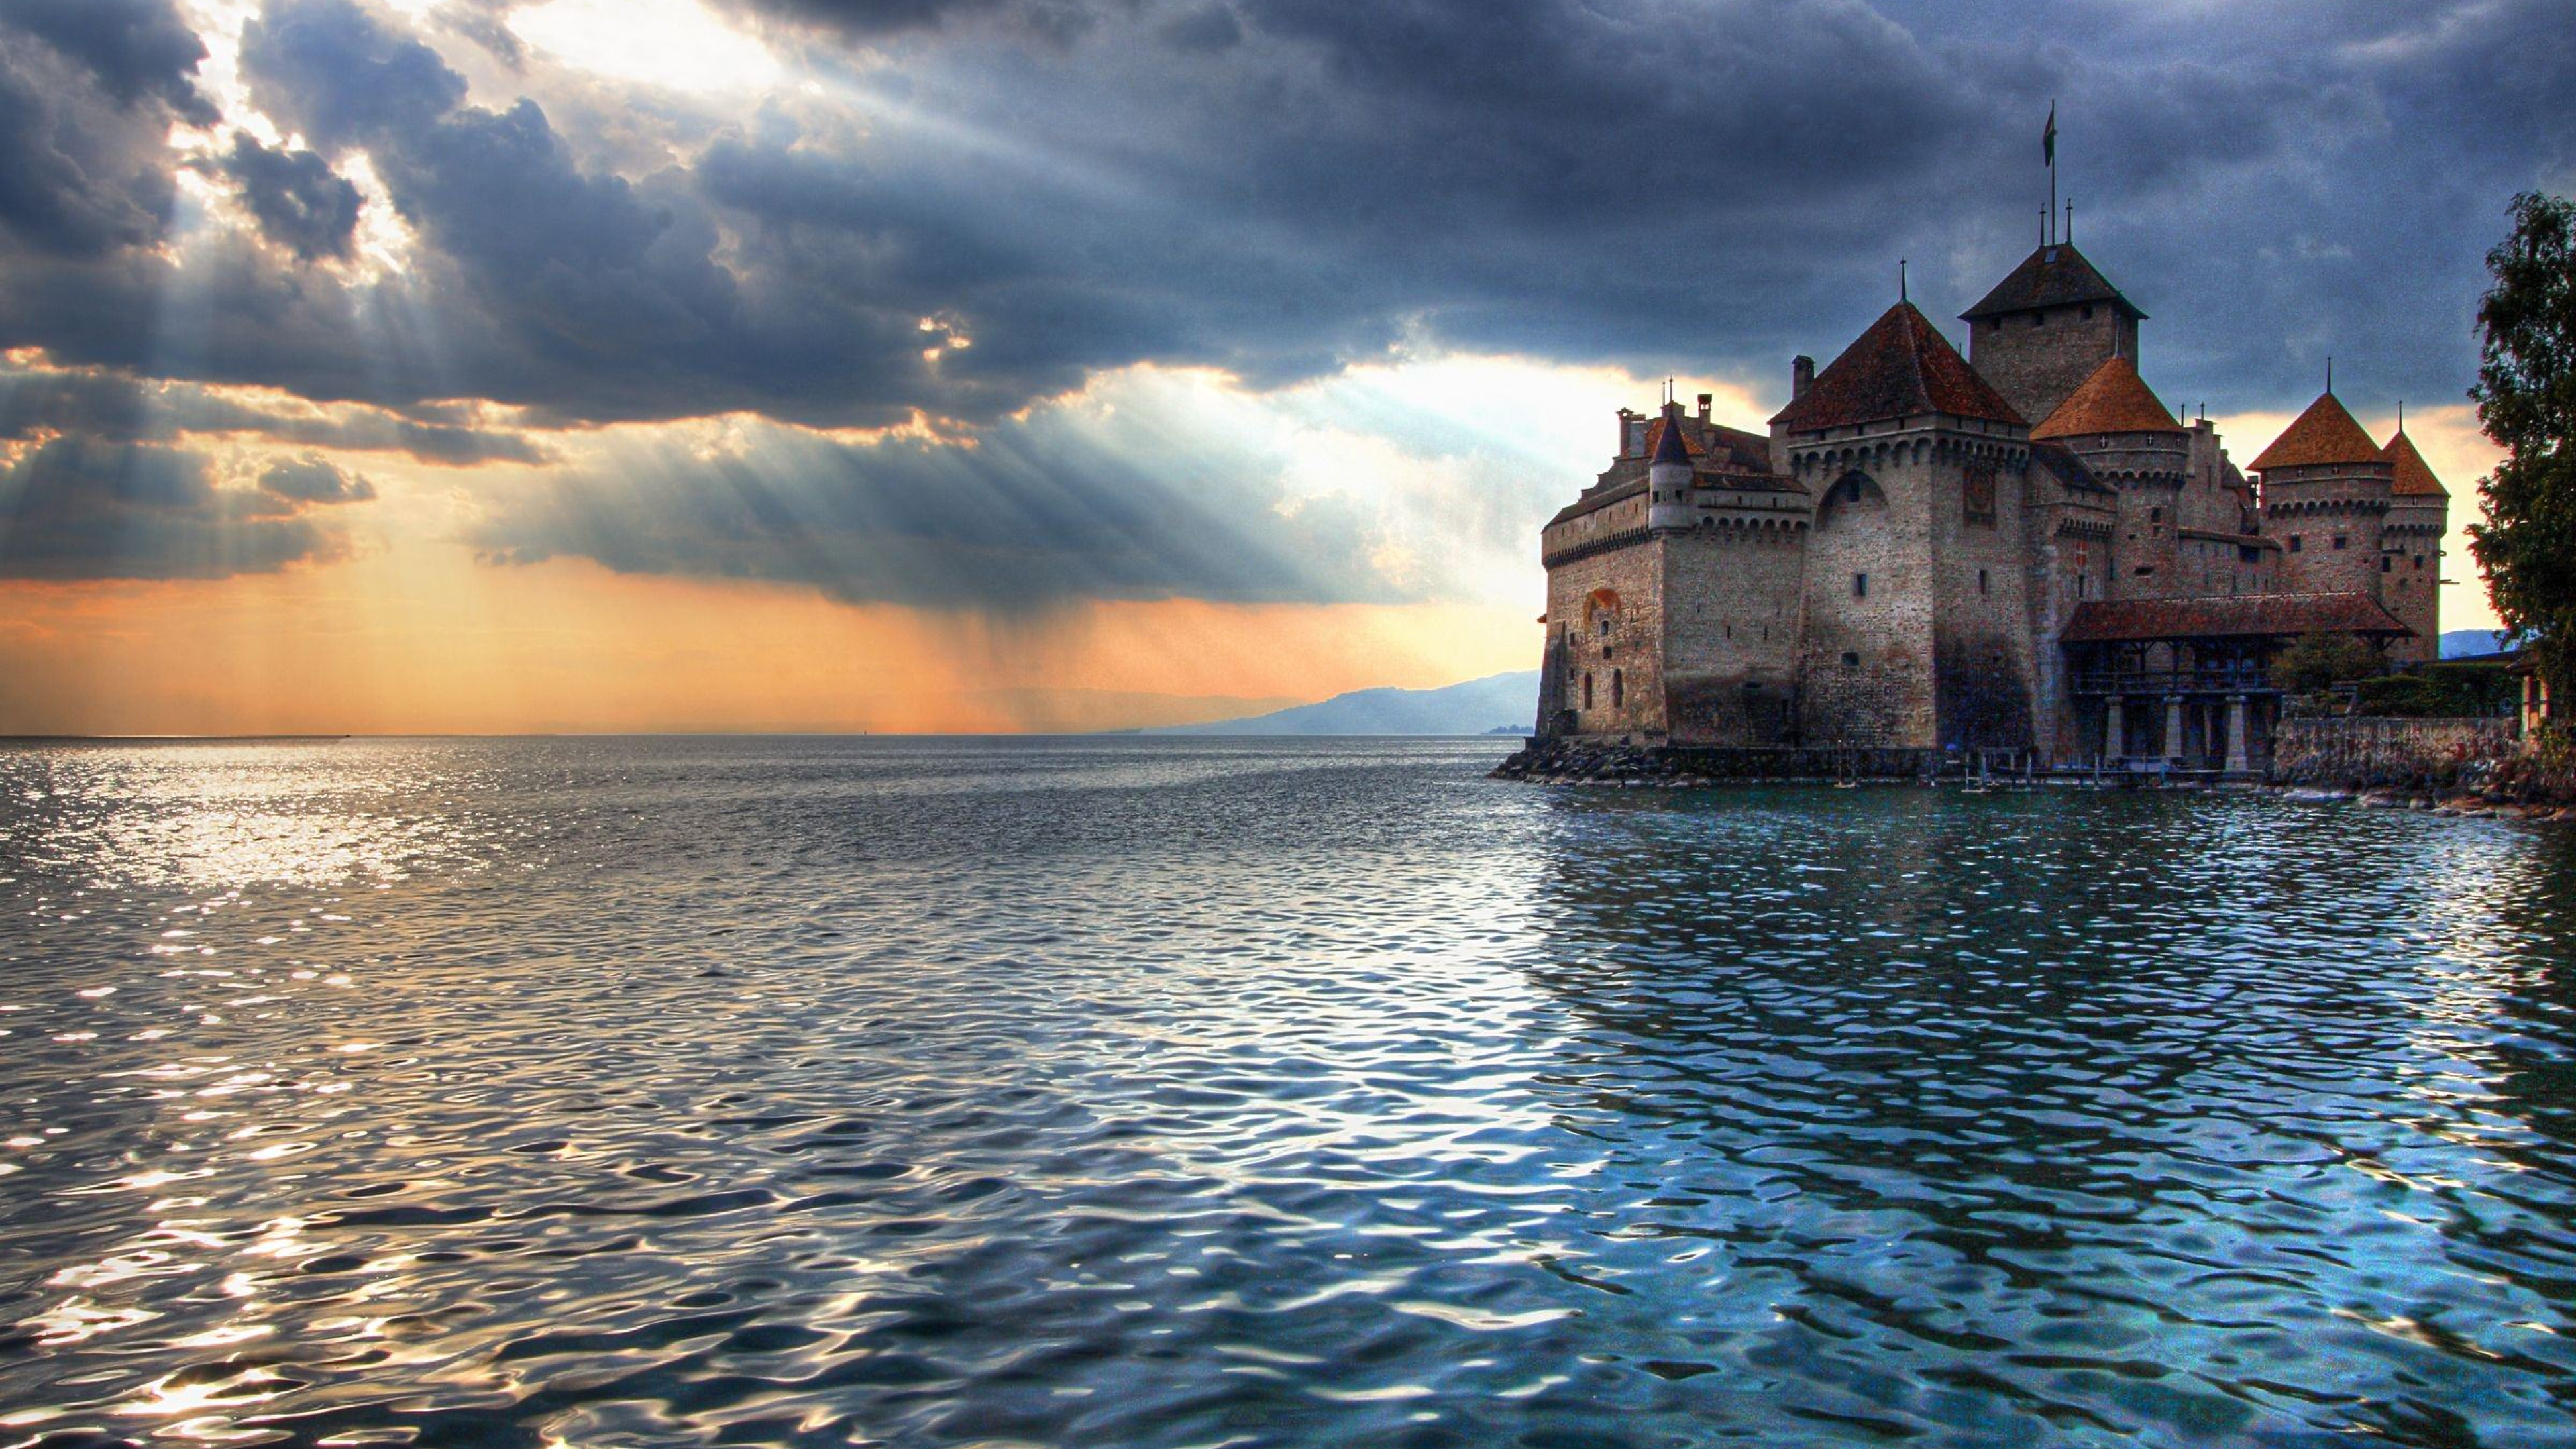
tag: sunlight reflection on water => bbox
[1,737,2573,1447]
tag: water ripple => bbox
[1,737,2573,1446]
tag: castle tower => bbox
[1646,400,1695,531]
[2250,392,2396,607]
[1961,242,2147,427]
[1770,300,2035,755]
[2380,425,2449,664]
[2029,355,2190,599]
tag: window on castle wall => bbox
[2382,556,2392,572]
[1854,573,1868,598]
[1583,674,1594,710]
[2150,507,2161,523]
[1611,670,1625,708]
[1841,652,1861,667]
[2081,305,2094,320]
[2290,536,2303,553]
[1978,568,1989,596]
[2332,536,2347,551]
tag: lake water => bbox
[3,737,2574,1448]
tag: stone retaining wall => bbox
[2270,717,2520,789]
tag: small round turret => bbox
[1646,400,1695,531]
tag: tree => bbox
[2466,191,2576,708]
[2269,631,2381,695]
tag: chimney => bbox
[1792,356,1815,400]
[1617,407,1638,456]
[1695,392,1712,423]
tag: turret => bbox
[2380,422,2450,663]
[2031,356,2190,598]
[2250,392,2394,603]
[1646,400,1695,531]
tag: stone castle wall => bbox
[1931,442,2039,750]
[1659,521,1809,745]
[1796,439,1939,748]
[1542,511,1666,737]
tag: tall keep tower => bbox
[1961,242,2147,427]
[2251,392,2394,603]
[1769,301,2035,753]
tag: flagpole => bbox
[2044,101,2057,245]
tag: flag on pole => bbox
[2043,103,2057,166]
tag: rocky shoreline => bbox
[2273,786,2576,821]
[1488,739,1940,787]
[1491,738,2576,820]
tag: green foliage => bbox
[2466,191,2576,702]
[2269,631,2381,694]
[2352,662,2517,718]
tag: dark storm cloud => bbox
[718,0,1094,44]
[239,0,466,148]
[0,437,339,580]
[0,365,547,466]
[0,0,2568,604]
[258,453,376,503]
[468,409,1403,610]
[0,0,205,258]
[0,0,216,123]
[221,134,362,262]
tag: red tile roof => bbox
[1769,302,2026,432]
[2247,393,2383,471]
[2061,591,2411,643]
[1961,243,2145,321]
[2031,355,2182,439]
[2383,429,2449,498]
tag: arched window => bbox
[1611,669,1625,708]
[1828,471,1882,515]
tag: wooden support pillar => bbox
[2224,694,2251,775]
[2164,696,2185,764]
[2105,695,2125,761]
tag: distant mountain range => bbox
[2442,629,2514,659]
[1146,671,1540,735]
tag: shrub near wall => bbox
[2352,663,2518,718]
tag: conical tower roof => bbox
[2248,392,2382,472]
[1650,401,1693,467]
[1770,301,2025,431]
[2031,355,2182,439]
[2383,428,2449,498]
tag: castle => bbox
[1532,227,2449,774]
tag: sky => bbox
[0,0,2565,735]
